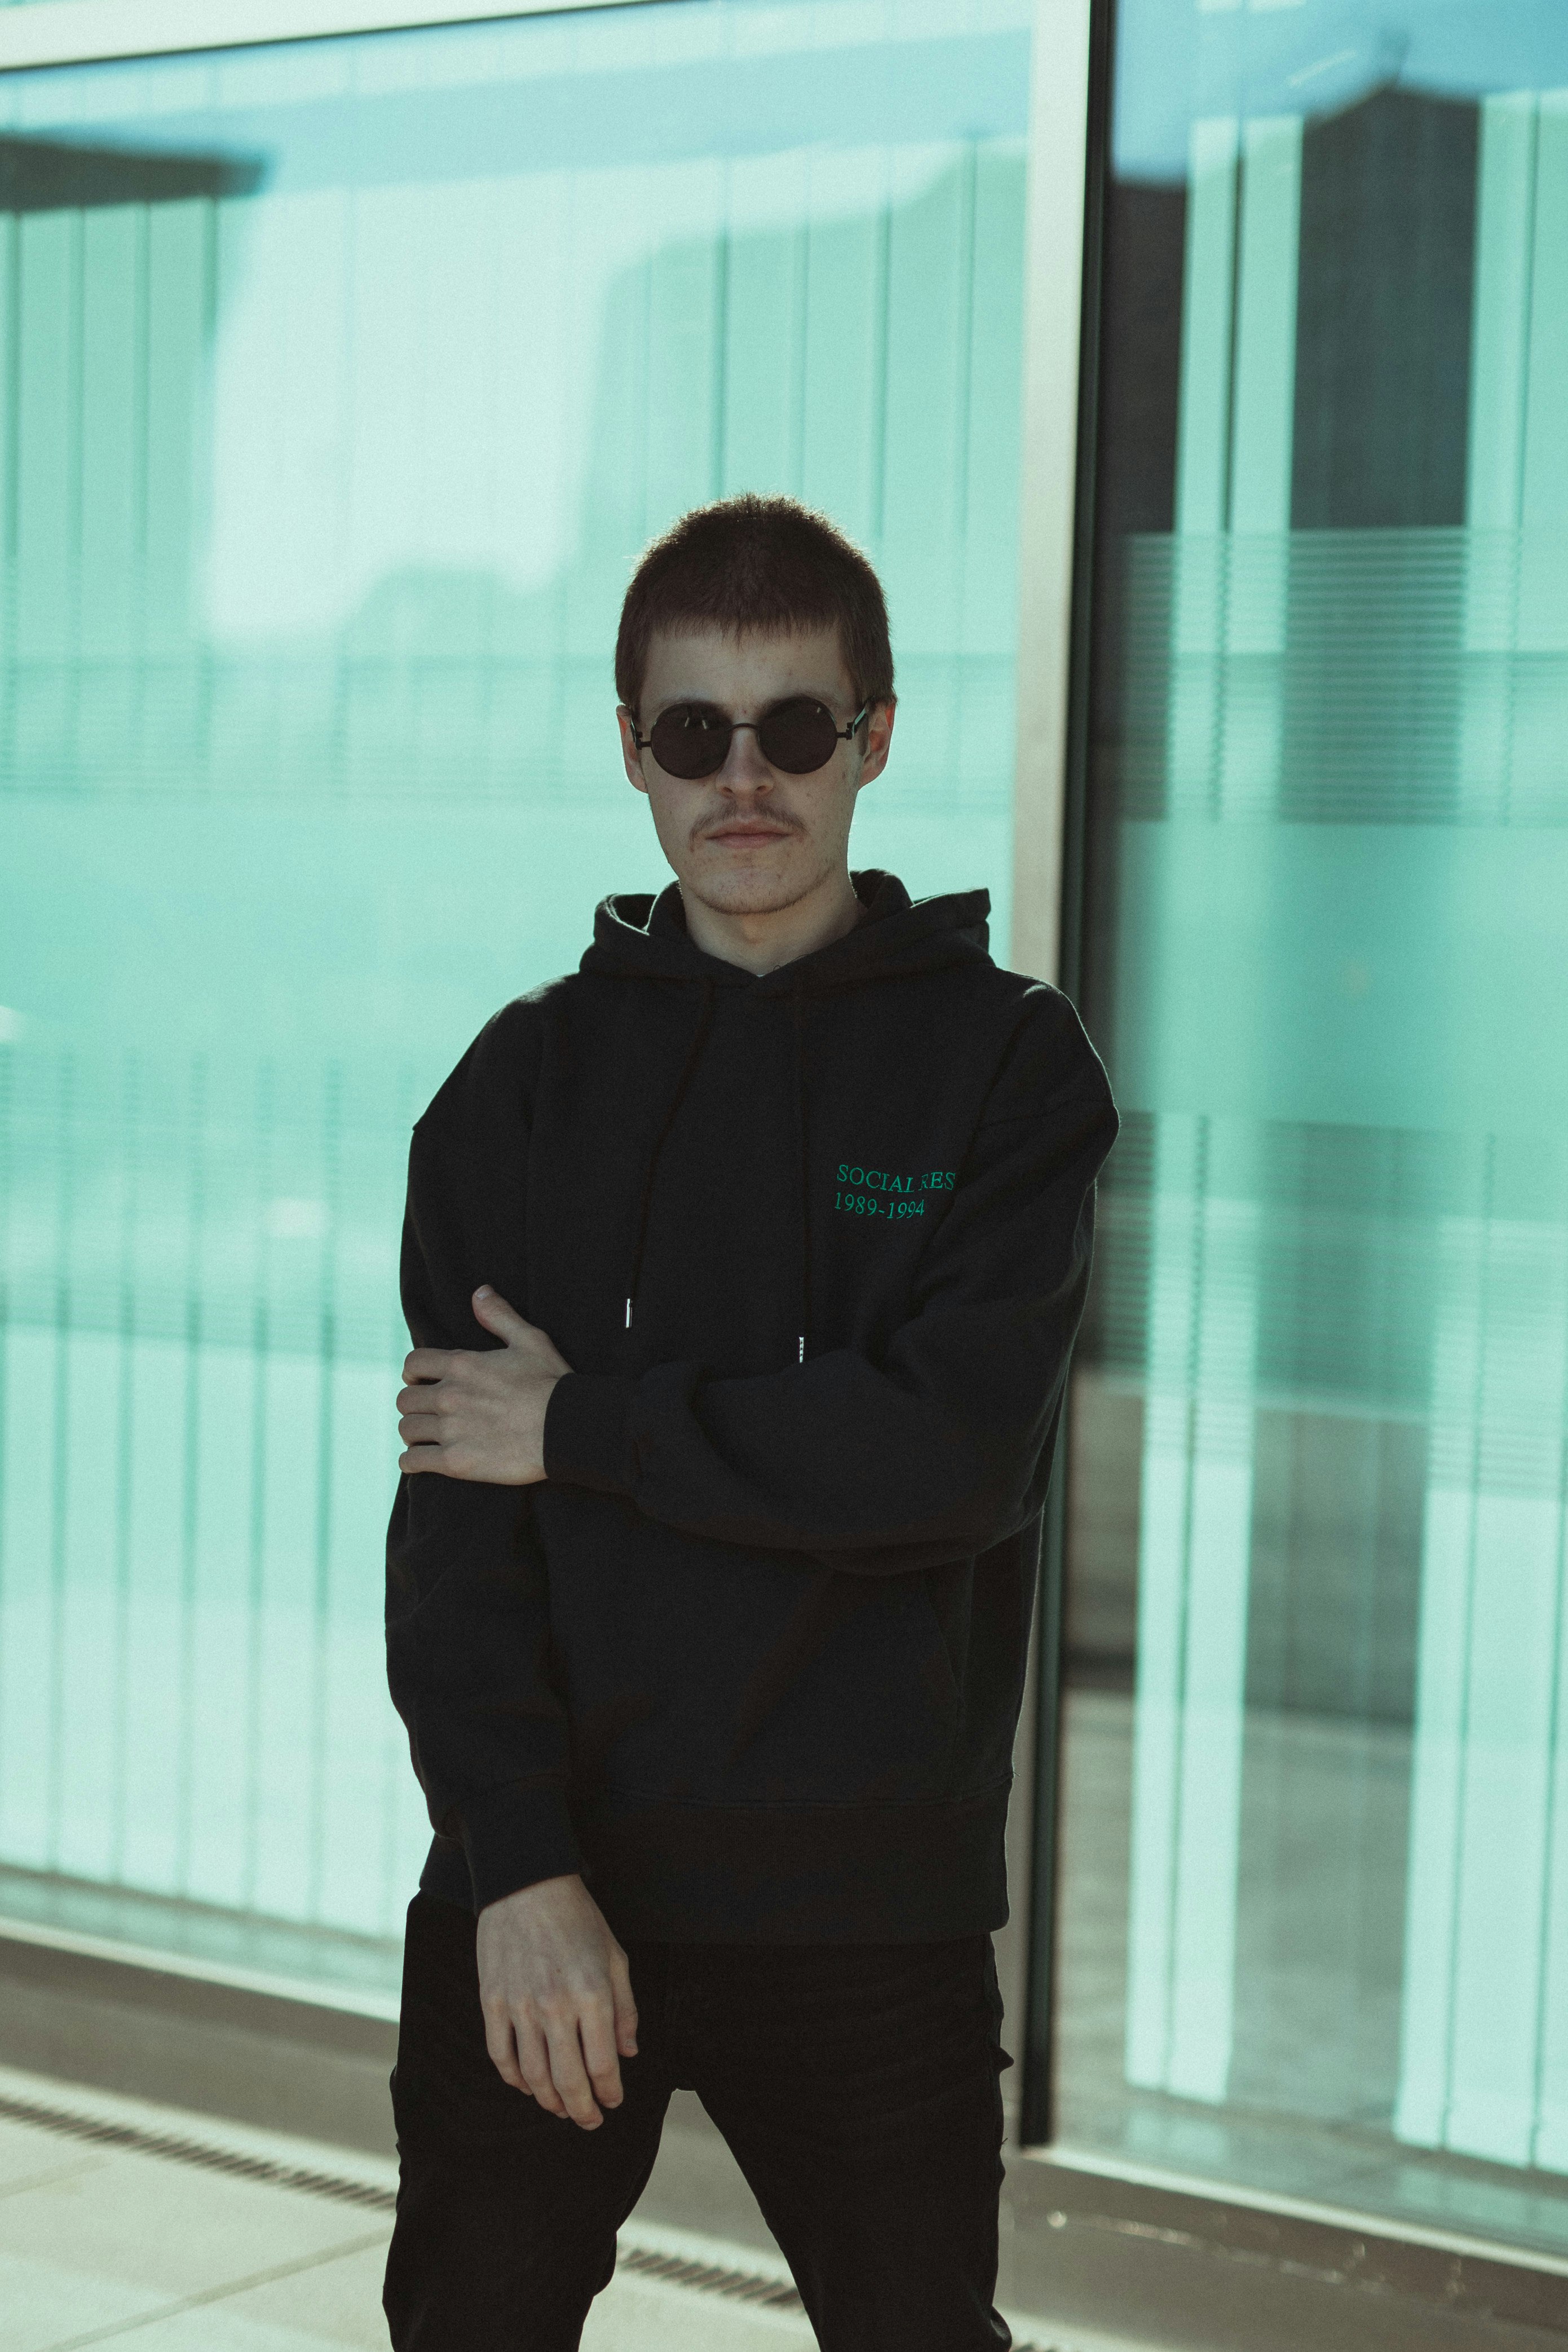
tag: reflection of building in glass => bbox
[1061,54,1568,2254]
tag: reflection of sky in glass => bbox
[204,146,971,643]
[1115,0,1568,178]
[1,0,1030,646]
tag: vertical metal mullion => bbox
[1016,0,1115,2152]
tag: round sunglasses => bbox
[631,695,871,780]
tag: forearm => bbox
[385,1476,580,1907]
[542,1318,1075,1570]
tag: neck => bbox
[679,868,862,977]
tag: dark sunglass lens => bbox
[647,704,732,778]
[757,698,838,773]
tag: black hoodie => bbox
[386,870,1118,1943]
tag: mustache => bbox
[692,811,803,841]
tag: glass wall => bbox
[1054,0,1568,2262]
[0,0,1032,1979]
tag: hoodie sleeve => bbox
[384,1004,582,1910]
[541,985,1119,1574]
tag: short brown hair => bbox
[615,494,894,716]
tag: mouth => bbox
[700,823,796,846]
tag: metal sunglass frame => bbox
[630,695,872,777]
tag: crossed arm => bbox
[397,1282,638,2129]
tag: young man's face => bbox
[619,624,894,923]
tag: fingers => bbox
[470,1285,531,1343]
[609,1946,639,2059]
[482,1992,573,2124]
[487,1998,626,2130]
[513,2014,575,2121]
[398,1436,487,1479]
[545,2009,609,2128]
[472,1883,631,2130]
[397,1383,453,1417]
[399,1445,454,1476]
[507,2000,607,2129]
[480,1998,529,2095]
[578,1997,625,2112]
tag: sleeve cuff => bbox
[543,1371,637,1495]
[457,1777,584,1913]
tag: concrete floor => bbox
[0,2067,1129,2352]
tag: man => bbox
[382,494,1118,2350]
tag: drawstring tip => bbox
[625,1299,633,1329]
[798,1335,805,1364]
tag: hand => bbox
[476,1874,639,2128]
[397,1287,572,1484]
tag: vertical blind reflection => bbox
[0,0,1032,1954]
[0,1048,425,1936]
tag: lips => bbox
[703,825,793,844]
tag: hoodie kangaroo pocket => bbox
[700,1563,964,1806]
[552,1507,966,1811]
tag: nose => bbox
[715,722,774,793]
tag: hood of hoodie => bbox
[580,867,992,992]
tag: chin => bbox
[689,858,814,918]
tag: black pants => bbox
[383,1891,1014,2351]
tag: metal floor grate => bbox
[0,2086,396,2210]
[0,2084,1063,2347]
[616,2241,806,2310]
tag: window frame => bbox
[0,0,659,75]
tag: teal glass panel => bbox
[0,0,1031,1972]
[1055,0,1568,2258]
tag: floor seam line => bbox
[0,2156,107,2201]
[37,2226,393,2352]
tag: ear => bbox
[618,706,650,796]
[855,698,896,789]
